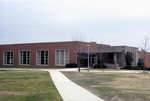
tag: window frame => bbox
[55,49,69,66]
[19,50,30,66]
[3,51,14,65]
[36,50,49,66]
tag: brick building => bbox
[0,41,149,68]
[139,51,150,68]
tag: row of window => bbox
[3,50,69,66]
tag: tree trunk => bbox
[100,54,103,70]
[78,58,80,72]
[143,52,146,73]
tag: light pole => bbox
[87,44,90,72]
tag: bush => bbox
[147,68,150,71]
[65,63,77,68]
[137,58,146,70]
[137,59,144,69]
[125,52,133,66]
[93,64,107,69]
[141,66,147,70]
[122,66,141,70]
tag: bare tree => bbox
[98,45,108,71]
[71,34,87,72]
[140,35,150,73]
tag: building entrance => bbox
[80,54,97,67]
[89,55,97,67]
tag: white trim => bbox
[55,49,69,66]
[36,50,49,66]
[3,51,14,65]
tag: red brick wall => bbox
[0,41,108,68]
[139,51,150,68]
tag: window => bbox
[19,51,30,65]
[55,50,69,66]
[3,51,13,65]
[36,50,48,65]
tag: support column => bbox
[114,53,119,69]
[96,54,97,64]
[114,53,117,64]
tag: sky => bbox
[0,0,150,48]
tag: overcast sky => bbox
[0,0,150,48]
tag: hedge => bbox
[122,66,141,70]
[65,63,77,68]
[147,68,150,71]
[93,64,107,69]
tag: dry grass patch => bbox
[62,72,150,101]
[106,74,150,93]
[0,91,27,95]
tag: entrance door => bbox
[89,55,96,67]
[81,59,87,67]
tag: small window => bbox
[19,51,30,65]
[36,50,48,66]
[3,51,13,65]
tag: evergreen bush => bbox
[93,64,107,68]
[125,52,133,66]
[137,58,144,67]
[147,68,150,71]
[137,58,147,70]
[141,66,147,70]
[122,66,141,70]
[65,63,77,68]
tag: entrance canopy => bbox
[81,50,122,54]
[75,50,122,68]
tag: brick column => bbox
[114,53,119,69]
[114,53,117,64]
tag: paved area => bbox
[49,70,104,101]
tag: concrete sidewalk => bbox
[48,70,104,101]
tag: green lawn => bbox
[0,67,65,69]
[62,71,150,101]
[0,71,62,101]
[81,68,145,72]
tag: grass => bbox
[62,71,150,101]
[0,67,65,69]
[83,68,145,71]
[0,66,65,69]
[0,71,62,101]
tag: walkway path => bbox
[48,70,104,101]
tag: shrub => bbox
[147,68,150,71]
[137,59,144,68]
[137,58,146,70]
[123,66,141,70]
[93,64,107,69]
[125,52,133,66]
[141,66,147,70]
[65,63,77,68]
[133,66,141,70]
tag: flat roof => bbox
[75,50,122,54]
